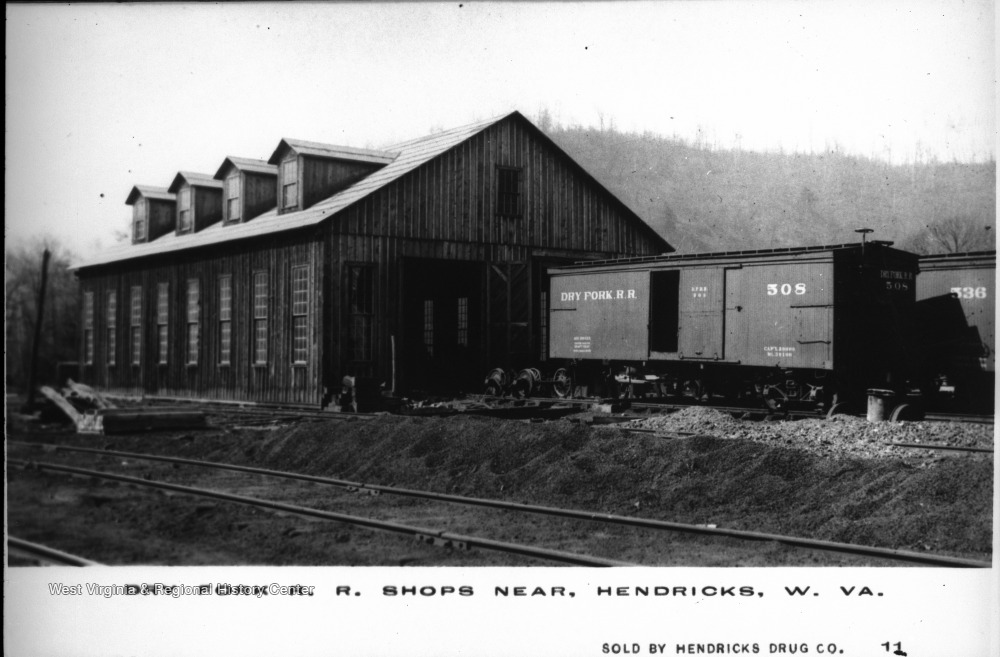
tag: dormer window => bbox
[178,188,193,233]
[281,158,298,209]
[213,157,278,224]
[268,139,396,215]
[226,174,241,223]
[126,186,175,244]
[133,201,148,241]
[168,173,222,234]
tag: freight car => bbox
[534,242,921,414]
[914,251,995,410]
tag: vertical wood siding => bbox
[193,186,223,232]
[148,199,176,241]
[244,172,278,222]
[302,157,383,210]
[81,114,665,402]
[333,117,661,254]
[218,166,278,224]
[78,231,324,405]
[325,114,666,386]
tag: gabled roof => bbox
[268,138,398,166]
[168,171,224,193]
[214,157,278,180]
[125,185,175,205]
[75,112,671,270]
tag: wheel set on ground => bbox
[484,367,573,398]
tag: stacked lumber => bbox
[37,385,206,435]
[90,408,207,434]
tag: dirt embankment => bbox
[75,409,993,558]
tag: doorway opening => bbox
[402,258,484,392]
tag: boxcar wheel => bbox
[552,368,572,398]
[762,386,788,411]
[681,379,703,401]
[889,403,924,422]
[484,368,507,397]
[826,402,852,419]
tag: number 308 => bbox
[767,283,806,296]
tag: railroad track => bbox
[476,394,994,425]
[7,455,631,568]
[102,394,380,423]
[7,536,102,567]
[923,412,995,425]
[180,406,377,423]
[91,393,995,427]
[10,441,989,568]
[889,442,993,454]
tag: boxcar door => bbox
[678,268,725,360]
[724,267,748,362]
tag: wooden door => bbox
[678,268,725,360]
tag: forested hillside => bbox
[543,123,995,254]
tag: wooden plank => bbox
[65,379,115,409]
[38,386,82,424]
[99,409,207,434]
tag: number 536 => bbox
[951,286,987,299]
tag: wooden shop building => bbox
[73,111,672,406]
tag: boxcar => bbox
[915,251,995,409]
[547,242,920,410]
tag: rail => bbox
[923,412,994,425]
[10,442,989,568]
[889,442,993,454]
[8,457,633,568]
[7,536,103,567]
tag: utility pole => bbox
[24,248,52,412]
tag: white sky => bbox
[5,1,996,258]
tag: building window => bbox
[226,174,241,223]
[156,283,168,364]
[497,167,521,217]
[219,276,232,365]
[178,187,192,232]
[106,290,117,366]
[281,158,298,209]
[186,279,200,365]
[346,265,373,363]
[457,297,469,347]
[130,286,142,365]
[253,271,268,364]
[422,300,434,357]
[133,201,147,242]
[83,291,94,365]
[291,266,309,364]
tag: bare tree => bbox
[535,106,555,133]
[903,215,995,255]
[5,236,80,390]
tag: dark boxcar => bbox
[915,251,995,409]
[549,242,919,409]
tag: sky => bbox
[5,1,996,259]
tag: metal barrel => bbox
[866,388,895,422]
